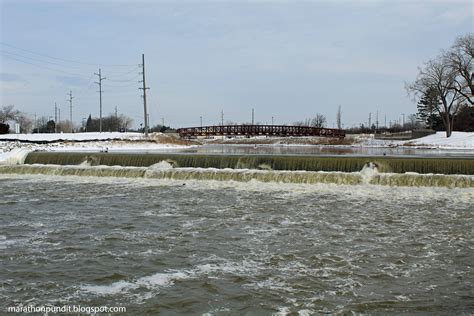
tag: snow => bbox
[0,132,145,142]
[0,132,193,164]
[351,132,474,149]
[404,132,474,148]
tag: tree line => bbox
[83,114,132,132]
[0,105,134,134]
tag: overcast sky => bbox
[1,0,472,129]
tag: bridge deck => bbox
[177,125,345,138]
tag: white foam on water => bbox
[80,270,194,296]
[137,271,192,288]
[202,307,231,316]
[360,162,378,184]
[246,278,295,293]
[0,148,30,165]
[274,306,291,315]
[0,238,21,249]
[82,280,137,295]
[396,295,410,301]
[148,160,174,170]
[78,160,91,167]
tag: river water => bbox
[179,144,474,158]
[1,174,473,315]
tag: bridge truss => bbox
[177,125,345,138]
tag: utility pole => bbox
[272,116,274,125]
[139,54,150,136]
[368,112,371,129]
[221,110,224,126]
[200,116,202,128]
[54,102,58,133]
[252,108,254,125]
[58,108,61,126]
[376,110,379,129]
[402,113,405,127]
[34,112,37,132]
[68,91,74,133]
[95,68,106,133]
[384,114,387,128]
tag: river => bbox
[1,174,472,314]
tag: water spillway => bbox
[0,164,472,188]
[24,151,474,175]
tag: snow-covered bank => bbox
[351,132,474,149]
[0,132,145,142]
[403,132,474,148]
[0,132,196,164]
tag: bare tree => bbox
[404,114,422,130]
[311,113,327,128]
[0,105,33,133]
[445,34,473,105]
[408,34,473,137]
[407,58,463,137]
[293,118,311,126]
[16,113,32,133]
[336,105,342,129]
[0,105,20,122]
[57,120,74,133]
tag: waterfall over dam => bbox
[24,152,474,175]
[0,151,471,187]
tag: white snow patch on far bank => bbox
[404,132,474,149]
[0,132,144,142]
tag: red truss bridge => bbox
[177,125,345,138]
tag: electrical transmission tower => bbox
[95,68,106,133]
[139,54,150,136]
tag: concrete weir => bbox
[24,152,474,175]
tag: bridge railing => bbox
[177,125,345,138]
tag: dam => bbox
[21,151,474,175]
[0,151,472,188]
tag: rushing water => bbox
[23,152,474,175]
[1,174,473,315]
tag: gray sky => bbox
[1,0,472,129]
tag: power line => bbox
[106,68,141,79]
[106,74,141,83]
[1,53,92,79]
[103,80,142,89]
[0,49,86,70]
[0,42,136,67]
